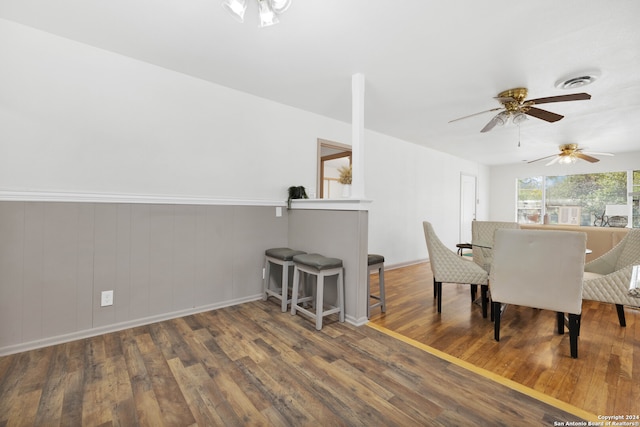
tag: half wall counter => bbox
[288,199,372,326]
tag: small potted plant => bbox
[287,186,308,209]
[338,165,352,197]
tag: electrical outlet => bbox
[101,290,114,307]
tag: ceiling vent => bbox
[555,71,600,89]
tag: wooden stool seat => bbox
[291,253,345,330]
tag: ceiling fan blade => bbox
[449,107,503,123]
[480,114,502,133]
[527,93,591,105]
[525,107,564,122]
[527,153,560,164]
[546,156,562,166]
[582,151,614,157]
[575,152,600,163]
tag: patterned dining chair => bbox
[423,221,489,318]
[471,220,520,273]
[490,229,586,358]
[582,228,640,326]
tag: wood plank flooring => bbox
[1,297,591,426]
[368,261,640,419]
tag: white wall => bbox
[0,19,348,200]
[0,19,490,266]
[489,151,640,222]
[365,131,490,265]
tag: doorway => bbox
[317,139,352,199]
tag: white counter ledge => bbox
[290,198,372,211]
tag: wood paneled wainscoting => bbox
[368,262,640,419]
[0,197,373,356]
[0,200,288,355]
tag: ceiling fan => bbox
[528,143,614,166]
[449,87,591,133]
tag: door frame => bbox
[460,173,477,244]
[317,139,352,199]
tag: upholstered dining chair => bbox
[582,228,640,327]
[422,221,489,317]
[471,220,520,273]
[470,220,520,315]
[490,229,586,358]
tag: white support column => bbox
[351,73,365,199]
[627,170,634,227]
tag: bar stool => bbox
[263,247,307,312]
[291,253,345,330]
[367,254,386,318]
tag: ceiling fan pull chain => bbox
[518,124,521,147]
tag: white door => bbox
[460,174,477,244]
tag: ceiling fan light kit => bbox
[222,0,291,27]
[222,0,247,22]
[270,0,292,14]
[257,0,278,27]
[494,111,509,126]
[528,143,614,166]
[512,112,528,125]
[557,154,578,165]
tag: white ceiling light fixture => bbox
[557,154,578,165]
[221,0,247,22]
[222,0,292,27]
[257,0,278,27]
[484,110,528,132]
[494,111,509,126]
[270,0,292,14]
[512,112,528,125]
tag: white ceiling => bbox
[2,0,639,165]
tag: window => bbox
[546,172,627,226]
[517,176,543,224]
[517,171,637,227]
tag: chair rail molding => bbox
[0,190,286,206]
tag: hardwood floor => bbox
[1,296,591,426]
[368,261,640,418]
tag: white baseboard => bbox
[345,315,370,327]
[0,294,263,356]
[385,258,428,270]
